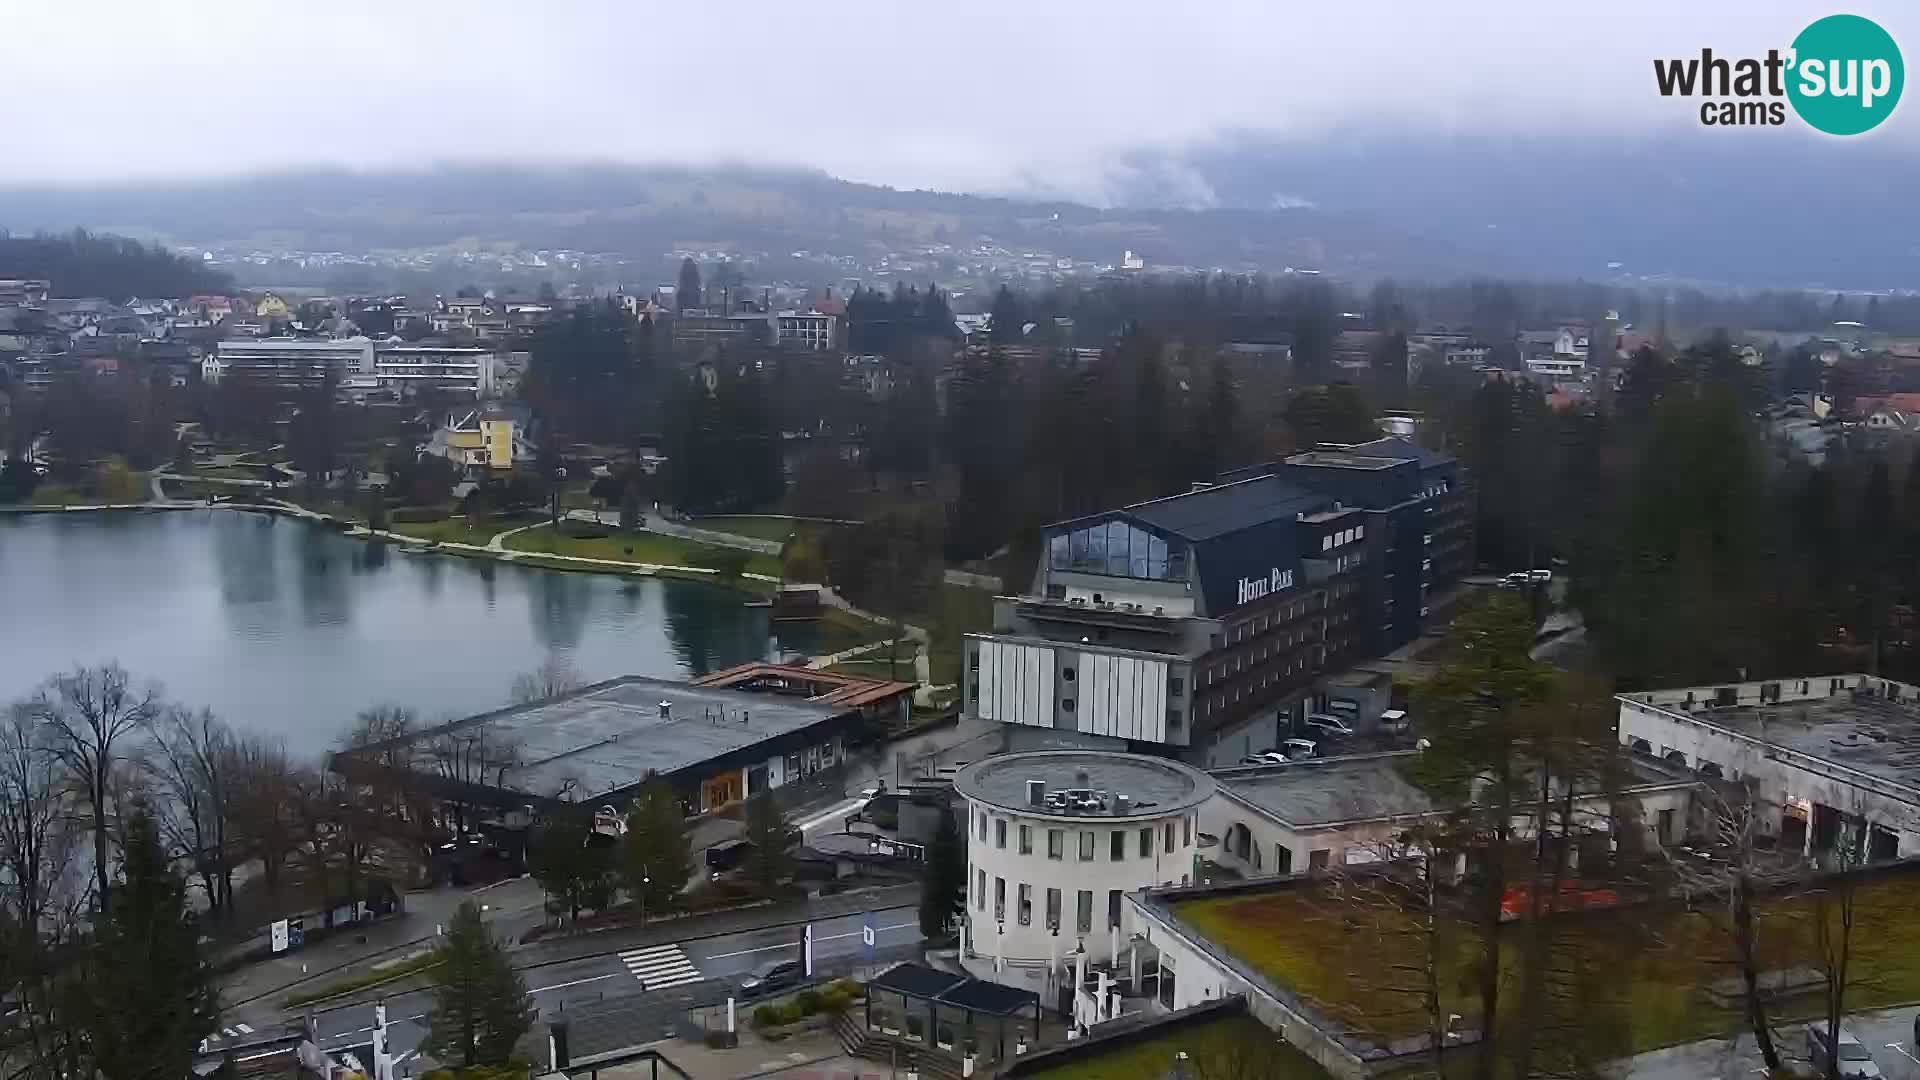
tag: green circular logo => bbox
[1788,14,1903,135]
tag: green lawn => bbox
[388,518,501,546]
[1025,1013,1326,1080]
[1173,868,1920,1056]
[691,515,830,543]
[506,523,782,577]
[917,583,995,686]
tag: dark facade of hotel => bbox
[962,437,1470,768]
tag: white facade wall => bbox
[1616,696,1920,857]
[975,641,1055,729]
[1201,784,1696,881]
[962,798,1198,975]
[973,639,1174,743]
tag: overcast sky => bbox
[5,0,1915,201]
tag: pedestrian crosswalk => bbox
[618,943,704,990]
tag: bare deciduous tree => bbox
[509,658,585,705]
[230,733,299,896]
[149,706,236,917]
[24,664,159,910]
[0,703,88,1079]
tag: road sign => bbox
[287,917,305,950]
[862,920,876,948]
[803,923,814,977]
[271,919,290,954]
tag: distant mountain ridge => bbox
[3,128,1916,290]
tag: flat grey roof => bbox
[955,751,1215,819]
[1220,751,1693,828]
[1654,696,1920,789]
[1283,450,1400,471]
[431,676,843,801]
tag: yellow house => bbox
[254,292,292,320]
[431,406,526,472]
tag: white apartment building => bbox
[206,337,499,396]
[205,338,375,386]
[1615,673,1920,861]
[953,751,1214,987]
[775,311,837,351]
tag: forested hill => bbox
[0,230,231,300]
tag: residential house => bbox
[253,292,292,321]
[428,403,531,473]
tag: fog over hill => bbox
[2,130,1915,291]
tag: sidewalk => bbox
[219,877,547,1008]
[1608,1003,1920,1079]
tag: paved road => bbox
[1612,1005,1920,1079]
[259,906,921,1066]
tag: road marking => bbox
[235,1023,254,1034]
[795,798,867,834]
[618,943,704,989]
[703,922,918,960]
[529,972,622,994]
[1886,1041,1919,1066]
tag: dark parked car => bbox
[739,958,802,997]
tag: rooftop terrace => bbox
[1630,688,1920,793]
[1217,751,1695,828]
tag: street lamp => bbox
[640,868,650,926]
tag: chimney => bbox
[1114,794,1131,815]
[1027,780,1046,806]
[658,700,672,722]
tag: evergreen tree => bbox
[424,901,534,1068]
[527,811,615,924]
[988,285,1024,345]
[676,258,702,311]
[620,778,691,915]
[78,806,218,1080]
[918,810,966,937]
[741,790,795,893]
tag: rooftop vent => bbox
[1114,794,1132,815]
[1026,780,1047,806]
[658,700,672,722]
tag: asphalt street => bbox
[277,905,921,1067]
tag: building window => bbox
[994,877,1006,920]
[976,868,986,909]
[1309,850,1330,873]
[969,649,980,671]
[1079,831,1095,860]
[1184,816,1193,846]
[1062,698,1076,713]
[1018,884,1032,926]
[1019,824,1033,855]
[995,819,1007,849]
[1110,831,1125,860]
[1139,827,1152,857]
[1165,822,1176,853]
[1048,829,1064,860]
[1108,890,1122,928]
[1046,887,1062,929]
[977,811,987,842]
[1062,667,1076,682]
[969,862,976,907]
[1169,677,1184,697]
[1076,890,1093,933]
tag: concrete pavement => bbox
[1610,1004,1920,1079]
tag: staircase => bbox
[831,1012,968,1080]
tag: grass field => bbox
[691,515,835,543]
[1025,1013,1327,1080]
[1173,868,1920,1056]
[917,583,995,686]
[388,518,502,546]
[506,524,783,577]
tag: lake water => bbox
[0,510,835,757]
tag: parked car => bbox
[1256,751,1292,765]
[1380,709,1411,736]
[1499,571,1531,589]
[739,958,803,997]
[1527,569,1553,583]
[1279,737,1318,759]
[1806,1022,1882,1078]
[1304,714,1355,738]
[1237,755,1270,767]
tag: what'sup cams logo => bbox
[1654,14,1902,134]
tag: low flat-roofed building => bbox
[1616,673,1920,861]
[332,675,863,815]
[1203,750,1698,879]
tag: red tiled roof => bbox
[691,663,914,710]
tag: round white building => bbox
[952,750,1214,984]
